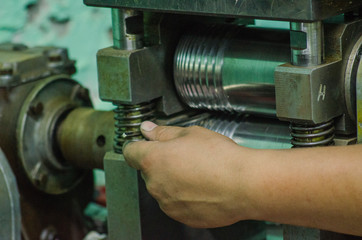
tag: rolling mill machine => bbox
[0,0,362,239]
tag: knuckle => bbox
[139,153,152,171]
[146,181,161,199]
[188,125,202,132]
[158,202,170,213]
[186,125,203,135]
[138,146,155,170]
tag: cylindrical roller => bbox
[174,26,291,116]
[57,108,114,169]
[182,114,292,149]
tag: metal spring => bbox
[291,120,335,147]
[113,102,155,153]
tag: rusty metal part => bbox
[112,9,144,50]
[19,172,94,240]
[0,44,75,88]
[0,75,94,240]
[57,108,114,169]
[16,76,92,195]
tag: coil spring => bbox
[114,102,156,153]
[291,120,335,147]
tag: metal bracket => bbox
[104,152,142,240]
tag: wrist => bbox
[232,147,272,221]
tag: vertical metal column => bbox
[284,21,335,239]
[105,8,145,240]
[111,8,143,50]
[288,21,334,147]
[104,152,142,240]
[290,21,324,66]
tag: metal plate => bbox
[104,152,142,240]
[17,76,91,194]
[84,0,362,21]
[0,149,21,240]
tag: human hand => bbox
[123,121,256,228]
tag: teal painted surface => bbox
[254,20,290,29]
[0,0,113,109]
[1,0,112,186]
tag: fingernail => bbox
[141,121,158,132]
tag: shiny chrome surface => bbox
[16,76,91,194]
[174,27,290,116]
[57,108,115,170]
[290,21,324,66]
[184,114,292,149]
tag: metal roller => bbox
[174,26,291,116]
[182,114,292,149]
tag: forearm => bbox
[242,145,362,236]
[124,122,362,233]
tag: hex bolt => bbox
[28,102,44,117]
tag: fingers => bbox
[123,121,186,170]
[122,140,155,170]
[140,121,187,141]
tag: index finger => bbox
[122,140,155,170]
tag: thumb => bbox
[140,121,186,141]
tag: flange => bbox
[17,75,92,194]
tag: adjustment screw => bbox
[28,102,44,117]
